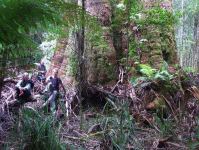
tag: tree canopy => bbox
[0,0,79,59]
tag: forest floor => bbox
[0,70,199,149]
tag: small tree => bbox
[0,0,80,96]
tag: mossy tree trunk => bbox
[48,0,117,85]
[141,0,177,69]
[85,0,117,84]
[146,26,164,69]
[112,27,123,73]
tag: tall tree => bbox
[77,0,86,129]
[174,0,199,70]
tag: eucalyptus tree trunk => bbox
[193,13,199,71]
[173,0,199,70]
[46,39,68,76]
[48,0,117,85]
[85,0,117,83]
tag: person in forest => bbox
[3,73,34,112]
[35,60,47,82]
[15,72,34,103]
[43,68,66,112]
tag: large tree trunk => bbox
[111,21,124,73]
[77,0,86,85]
[173,0,199,70]
[48,0,178,87]
[46,38,68,77]
[193,13,199,71]
[141,0,177,69]
[48,0,117,85]
[85,0,117,83]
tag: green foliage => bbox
[188,117,199,149]
[128,39,144,61]
[12,108,66,150]
[154,70,173,81]
[101,102,135,150]
[154,62,173,80]
[183,67,197,73]
[110,0,127,29]
[132,62,174,86]
[138,64,157,78]
[110,0,141,27]
[154,115,174,137]
[85,17,109,51]
[128,1,179,61]
[129,0,142,16]
[69,53,78,76]
[143,7,177,27]
[189,142,199,150]
[0,0,53,54]
[32,49,43,62]
[0,0,81,70]
[185,0,199,16]
[130,1,179,28]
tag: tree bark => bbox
[77,0,86,129]
[141,0,177,68]
[76,0,86,90]
[0,51,8,98]
[194,13,199,71]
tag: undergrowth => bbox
[4,108,67,150]
[99,100,143,149]
[188,117,199,150]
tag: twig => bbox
[162,95,178,122]
[111,66,125,93]
[91,85,125,100]
[111,80,120,93]
[106,97,118,110]
[166,141,188,149]
[152,90,178,122]
[62,130,109,141]
[142,115,161,133]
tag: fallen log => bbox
[3,97,37,113]
[81,84,131,108]
[3,78,17,84]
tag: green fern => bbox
[133,62,174,87]
[137,64,156,78]
[154,70,173,81]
